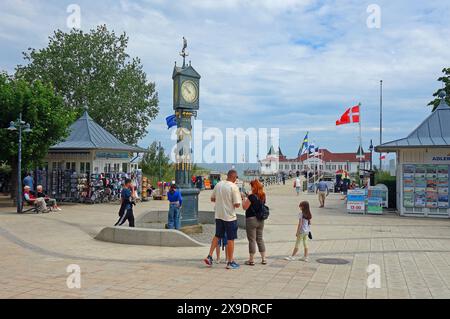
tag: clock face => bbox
[181,80,198,103]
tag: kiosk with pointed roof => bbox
[376,91,450,218]
[46,108,145,174]
[260,145,286,175]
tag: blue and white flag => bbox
[299,132,309,156]
[166,114,177,129]
[309,143,319,155]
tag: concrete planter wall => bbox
[95,210,246,247]
[95,226,204,247]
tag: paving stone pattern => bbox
[1,183,450,299]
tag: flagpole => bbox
[306,147,309,188]
[319,149,322,180]
[359,103,362,151]
[314,145,320,181]
[358,103,363,186]
[313,141,316,186]
[379,80,383,171]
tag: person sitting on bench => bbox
[36,185,61,211]
[24,186,49,213]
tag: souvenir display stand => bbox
[31,170,142,204]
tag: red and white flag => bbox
[380,153,387,160]
[336,105,360,126]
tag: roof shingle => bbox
[50,111,146,152]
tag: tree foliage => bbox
[0,72,75,196]
[16,25,159,145]
[429,67,450,111]
[140,142,173,183]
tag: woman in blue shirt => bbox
[167,184,182,230]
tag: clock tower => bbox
[173,62,200,111]
[172,37,201,228]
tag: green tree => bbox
[141,142,174,183]
[192,164,210,176]
[0,72,75,198]
[16,25,159,145]
[429,67,450,111]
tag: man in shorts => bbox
[316,178,329,208]
[203,170,242,269]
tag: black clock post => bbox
[172,38,201,228]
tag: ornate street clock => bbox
[173,41,201,111]
[172,37,201,228]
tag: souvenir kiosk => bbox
[375,92,450,218]
[43,109,146,202]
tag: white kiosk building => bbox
[376,92,450,218]
[46,109,145,174]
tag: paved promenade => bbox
[1,183,450,299]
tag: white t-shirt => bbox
[299,213,311,234]
[295,178,301,188]
[211,180,242,221]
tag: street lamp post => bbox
[158,141,162,182]
[369,139,375,186]
[7,113,32,213]
[369,139,374,171]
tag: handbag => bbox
[308,232,313,240]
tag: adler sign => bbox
[432,156,450,161]
[425,152,450,164]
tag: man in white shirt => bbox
[294,176,302,196]
[203,170,242,270]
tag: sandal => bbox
[261,259,267,265]
[244,260,255,266]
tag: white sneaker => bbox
[57,207,62,211]
[284,256,296,261]
[300,256,309,262]
[215,259,221,264]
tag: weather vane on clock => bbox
[180,36,189,67]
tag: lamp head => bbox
[7,121,17,131]
[24,123,32,133]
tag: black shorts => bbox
[215,219,238,241]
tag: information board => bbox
[403,164,449,209]
[367,197,383,214]
[368,184,388,208]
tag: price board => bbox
[347,189,366,214]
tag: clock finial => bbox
[180,36,189,68]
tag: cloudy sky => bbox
[1,0,450,163]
